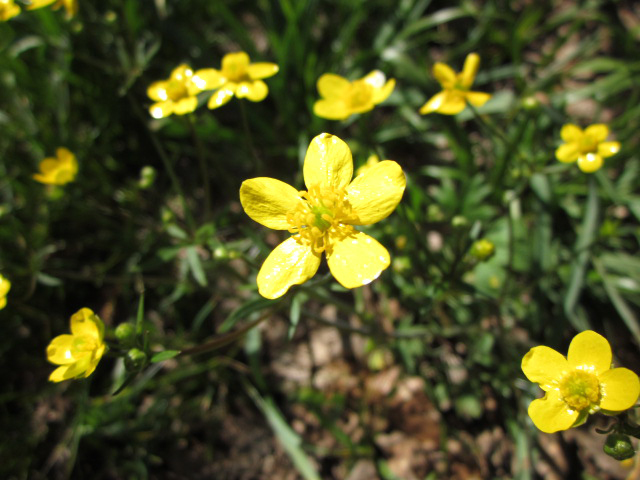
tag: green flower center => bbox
[72,335,99,354]
[559,369,600,412]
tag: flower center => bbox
[578,136,598,154]
[348,80,374,109]
[72,335,99,354]
[166,79,189,101]
[224,63,248,83]
[286,184,357,254]
[559,370,600,411]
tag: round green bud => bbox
[470,239,495,261]
[138,166,156,189]
[452,215,468,228]
[115,322,136,343]
[521,96,539,111]
[124,348,148,371]
[603,433,635,461]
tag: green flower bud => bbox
[603,433,635,461]
[138,166,156,189]
[470,239,495,261]
[124,348,148,371]
[115,322,136,344]
[452,215,468,228]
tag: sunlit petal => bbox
[317,73,351,99]
[173,97,198,115]
[240,177,302,230]
[577,153,603,173]
[599,368,640,412]
[521,345,568,391]
[466,91,491,107]
[560,124,583,143]
[313,99,350,120]
[207,88,235,109]
[584,124,609,143]
[70,308,102,339]
[147,81,169,102]
[192,68,224,91]
[555,144,579,163]
[432,62,457,88]
[247,62,279,80]
[597,141,620,158]
[303,133,353,190]
[371,78,395,105]
[528,390,580,433]
[237,80,268,101]
[567,330,612,375]
[149,101,174,119]
[46,335,77,365]
[460,53,480,89]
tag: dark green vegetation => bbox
[1,0,639,478]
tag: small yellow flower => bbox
[522,330,640,433]
[240,133,406,299]
[419,53,491,115]
[46,308,107,382]
[0,274,11,309]
[313,70,395,120]
[555,123,620,173]
[193,52,279,110]
[469,239,495,261]
[0,0,20,21]
[147,64,202,119]
[33,147,78,185]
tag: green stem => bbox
[239,99,263,173]
[186,114,211,220]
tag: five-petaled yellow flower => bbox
[0,0,20,21]
[33,147,78,185]
[420,53,491,115]
[313,71,395,120]
[147,64,202,119]
[522,330,640,434]
[26,0,77,18]
[240,133,406,299]
[0,274,11,310]
[194,52,279,110]
[47,308,107,382]
[555,123,620,173]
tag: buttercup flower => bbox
[193,52,279,110]
[33,147,78,185]
[0,0,20,21]
[522,330,640,433]
[313,70,395,120]
[240,133,406,299]
[147,64,202,119]
[555,123,620,173]
[47,308,107,382]
[26,0,77,17]
[0,274,11,309]
[419,53,491,115]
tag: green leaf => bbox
[186,246,207,287]
[150,350,181,363]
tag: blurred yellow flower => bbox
[0,274,11,309]
[469,239,495,261]
[555,123,620,173]
[420,53,491,115]
[47,308,107,382]
[240,133,406,299]
[26,0,77,17]
[194,52,279,110]
[313,70,395,120]
[522,330,640,433]
[33,147,78,185]
[0,0,20,21]
[147,64,202,119]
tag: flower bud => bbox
[124,348,148,371]
[470,239,495,261]
[115,322,136,344]
[603,433,635,461]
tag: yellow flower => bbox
[522,330,640,433]
[240,133,406,299]
[193,52,279,110]
[0,0,20,21]
[26,0,76,17]
[147,64,202,119]
[419,53,491,115]
[0,274,11,309]
[555,123,620,173]
[33,147,78,185]
[313,70,395,120]
[469,239,495,261]
[46,308,107,382]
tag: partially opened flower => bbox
[555,123,620,173]
[420,53,491,115]
[33,147,78,185]
[0,0,20,21]
[313,70,395,120]
[47,308,107,382]
[147,64,202,119]
[26,0,76,17]
[240,133,406,299]
[193,52,279,110]
[522,330,640,433]
[0,274,11,309]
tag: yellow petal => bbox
[303,133,353,190]
[207,88,235,109]
[0,297,6,310]
[71,308,103,339]
[466,91,491,107]
[37,158,60,175]
[577,153,603,173]
[46,334,76,364]
[597,141,620,158]
[172,96,198,115]
[0,276,10,296]
[147,81,169,102]
[347,160,405,225]
[313,99,350,120]
[584,124,609,143]
[432,91,467,115]
[56,147,74,163]
[528,390,580,433]
[247,62,279,80]
[560,124,583,143]
[372,78,395,105]
[83,345,106,378]
[317,73,351,99]
[222,51,249,78]
[236,80,268,101]
[257,236,321,299]
[26,0,56,10]
[567,330,611,374]
[419,92,446,115]
[432,62,456,88]
[49,365,72,382]
[326,230,390,289]
[599,367,640,412]
[240,177,302,230]
[521,345,568,391]
[192,68,225,91]
[555,144,579,163]
[149,101,174,119]
[460,53,480,89]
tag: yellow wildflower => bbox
[0,274,10,309]
[33,147,78,185]
[522,330,640,433]
[313,70,395,120]
[555,123,620,173]
[469,239,495,261]
[47,308,107,382]
[147,64,202,119]
[240,133,406,299]
[194,52,279,110]
[0,0,20,21]
[419,53,491,115]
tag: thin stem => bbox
[238,99,264,173]
[186,114,211,220]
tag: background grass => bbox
[1,0,640,478]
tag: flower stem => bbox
[186,114,211,221]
